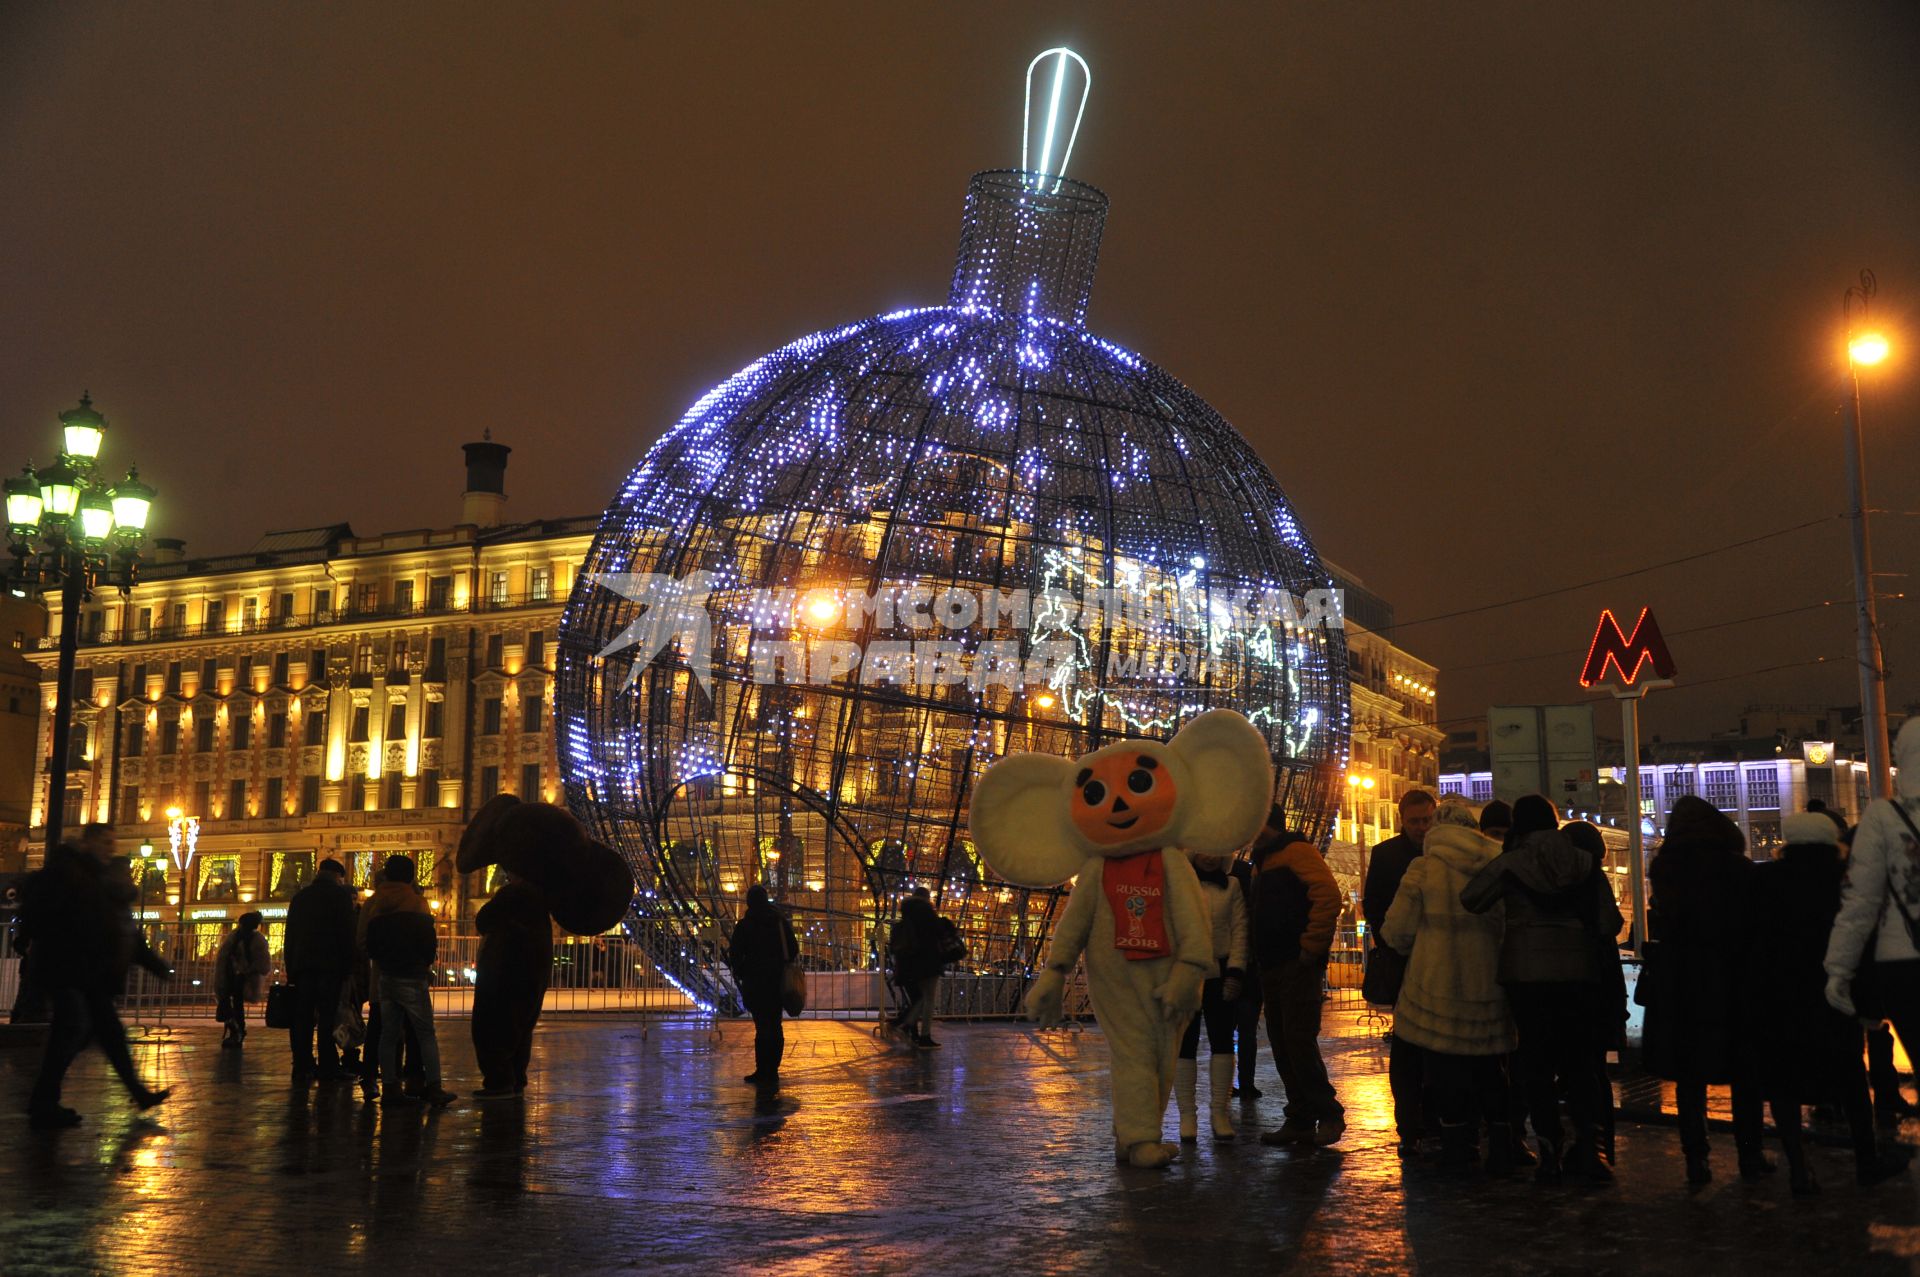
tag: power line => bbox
[1438,597,1859,676]
[1381,514,1842,634]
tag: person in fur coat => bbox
[1381,801,1516,1171]
[971,710,1274,1169]
[1174,851,1248,1143]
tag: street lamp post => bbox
[4,393,156,855]
[1842,271,1893,800]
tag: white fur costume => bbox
[969,710,1274,1168]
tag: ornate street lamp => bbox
[5,392,158,855]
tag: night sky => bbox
[3,3,1916,743]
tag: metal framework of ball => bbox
[557,169,1350,1013]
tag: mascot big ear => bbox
[456,793,523,873]
[969,752,1084,887]
[1167,709,1275,854]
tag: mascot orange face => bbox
[971,709,1275,887]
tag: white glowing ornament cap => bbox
[1022,47,1091,192]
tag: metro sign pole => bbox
[1580,608,1677,954]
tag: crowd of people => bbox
[13,715,1920,1200]
[13,836,554,1128]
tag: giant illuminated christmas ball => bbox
[557,54,1349,1011]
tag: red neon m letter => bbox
[1579,608,1677,688]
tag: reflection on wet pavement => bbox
[0,1014,1915,1274]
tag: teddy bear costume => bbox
[970,709,1274,1168]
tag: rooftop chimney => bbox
[462,432,511,528]
[150,537,186,564]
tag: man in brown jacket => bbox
[1248,806,1346,1148]
[354,856,432,1100]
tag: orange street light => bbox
[1850,331,1890,367]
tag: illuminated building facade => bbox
[21,444,591,959]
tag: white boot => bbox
[1175,1058,1199,1142]
[1209,1055,1237,1141]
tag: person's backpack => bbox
[934,917,967,966]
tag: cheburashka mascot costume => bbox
[970,709,1274,1168]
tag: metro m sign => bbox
[1579,607,1677,688]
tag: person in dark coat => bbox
[284,858,356,1081]
[1564,821,1628,1163]
[1641,795,1770,1185]
[1462,795,1621,1183]
[1362,788,1437,1153]
[729,884,799,1092]
[1754,813,1912,1192]
[887,889,943,1048]
[471,868,553,1099]
[19,824,173,1128]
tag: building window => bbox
[122,784,141,819]
[1703,768,1737,810]
[266,776,284,815]
[228,778,247,818]
[123,715,144,757]
[393,579,415,611]
[527,629,546,665]
[388,635,409,676]
[205,600,225,633]
[1747,767,1781,811]
[268,711,287,749]
[310,649,328,684]
[356,582,380,614]
[480,765,500,801]
[273,651,290,685]
[521,763,542,799]
[486,632,505,667]
[353,643,376,676]
[231,713,251,750]
[349,775,367,810]
[387,702,407,740]
[529,567,551,603]
[243,596,259,629]
[198,855,240,902]
[170,602,186,631]
[350,706,370,742]
[136,607,152,639]
[166,661,183,694]
[304,707,326,745]
[236,654,253,687]
[277,592,295,624]
[426,636,447,678]
[193,780,211,816]
[481,697,502,736]
[421,769,441,807]
[488,571,509,605]
[425,700,444,738]
[200,658,217,691]
[300,775,320,815]
[196,715,215,753]
[161,718,180,754]
[61,788,84,829]
[130,662,147,695]
[522,693,543,733]
[384,773,403,810]
[268,851,314,899]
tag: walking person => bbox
[1638,795,1767,1185]
[285,858,355,1081]
[887,887,945,1048]
[1755,811,1912,1193]
[19,824,173,1129]
[1380,801,1516,1173]
[1227,855,1264,1102]
[1462,795,1621,1183]
[361,855,456,1109]
[471,866,553,1100]
[1175,850,1248,1142]
[213,911,272,1048]
[1250,808,1346,1148]
[729,884,799,1093]
[1363,789,1437,1155]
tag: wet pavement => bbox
[3,1012,1919,1276]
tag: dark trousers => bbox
[1262,957,1340,1122]
[1234,986,1263,1090]
[1773,1024,1882,1172]
[1506,981,1601,1149]
[1676,1066,1768,1161]
[1427,1050,1510,1129]
[750,996,785,1082]
[30,987,147,1114]
[289,972,344,1077]
[473,978,547,1092]
[1180,976,1239,1058]
[1390,1033,1426,1138]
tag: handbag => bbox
[263,983,297,1030]
[1360,942,1406,1006]
[779,923,807,1017]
